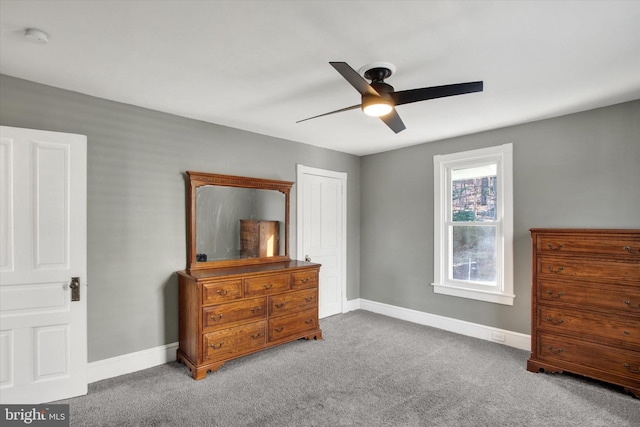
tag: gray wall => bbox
[0,74,361,362]
[361,99,640,334]
[2,72,638,362]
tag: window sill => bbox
[431,283,515,306]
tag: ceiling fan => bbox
[297,62,483,133]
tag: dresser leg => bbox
[299,329,323,341]
[192,362,225,380]
[192,367,208,380]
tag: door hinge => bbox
[70,277,80,302]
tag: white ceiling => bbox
[1,1,639,156]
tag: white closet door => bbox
[297,165,347,319]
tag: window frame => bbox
[432,144,514,305]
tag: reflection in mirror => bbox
[196,186,285,262]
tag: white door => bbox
[297,165,346,319]
[0,126,87,404]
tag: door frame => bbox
[296,164,347,316]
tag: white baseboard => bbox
[344,298,361,313]
[88,342,178,383]
[89,300,529,383]
[346,298,531,351]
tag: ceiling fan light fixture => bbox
[362,95,393,117]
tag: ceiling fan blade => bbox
[296,104,361,123]
[393,81,483,106]
[379,109,406,133]
[330,62,380,97]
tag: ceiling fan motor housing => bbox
[364,66,393,82]
[365,66,395,99]
[371,81,394,95]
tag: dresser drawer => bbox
[203,321,266,362]
[202,279,243,305]
[537,256,640,285]
[537,333,640,381]
[538,279,640,314]
[538,306,640,348]
[291,270,318,290]
[268,308,318,342]
[536,234,640,258]
[268,289,317,317]
[245,273,290,297]
[202,297,266,330]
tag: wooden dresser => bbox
[177,260,322,380]
[527,229,640,397]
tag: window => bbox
[432,144,514,305]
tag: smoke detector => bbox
[25,28,49,44]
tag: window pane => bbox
[451,226,496,283]
[451,165,497,222]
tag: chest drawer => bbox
[538,279,640,313]
[268,308,318,342]
[202,297,266,331]
[245,273,290,297]
[537,333,640,381]
[537,234,640,258]
[537,256,640,285]
[538,306,640,348]
[203,321,266,362]
[291,270,318,290]
[268,289,317,317]
[202,279,242,305]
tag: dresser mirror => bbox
[186,171,293,272]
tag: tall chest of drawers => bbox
[527,229,640,397]
[177,261,322,380]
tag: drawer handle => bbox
[304,318,314,324]
[209,313,224,321]
[250,306,262,313]
[545,316,564,325]
[274,301,287,308]
[624,330,630,335]
[300,277,310,284]
[623,363,640,374]
[623,246,639,254]
[216,288,231,296]
[623,299,640,309]
[275,326,285,333]
[546,290,564,298]
[304,296,314,302]
[210,341,224,350]
[546,243,564,250]
[545,346,564,355]
[250,333,262,339]
[547,266,564,273]
[263,283,274,290]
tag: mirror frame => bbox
[186,171,293,272]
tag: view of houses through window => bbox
[433,143,513,305]
[451,165,497,284]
